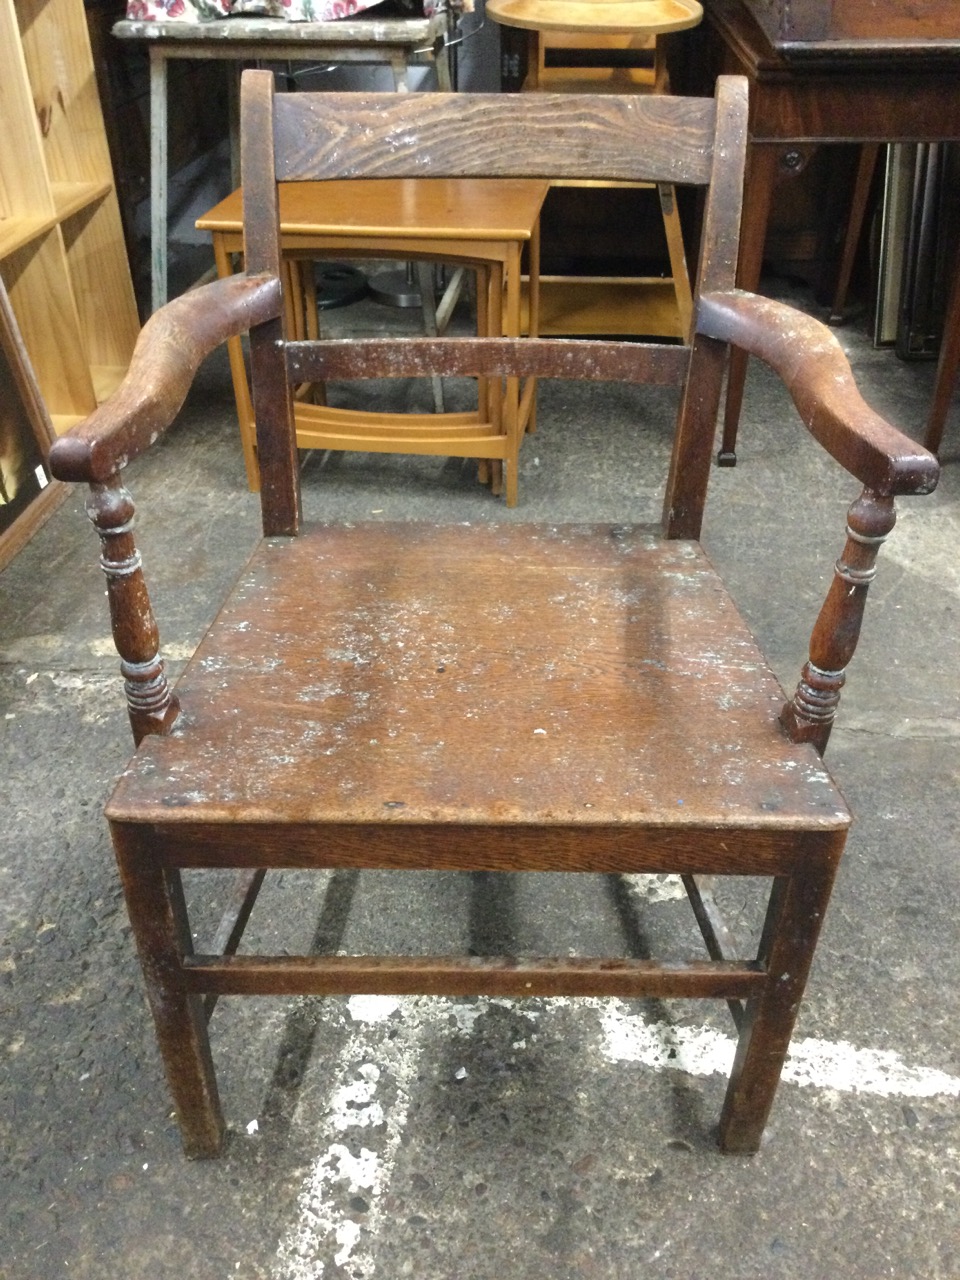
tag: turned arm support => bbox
[47,273,279,746]
[696,291,941,754]
[49,273,281,485]
[697,290,939,497]
[780,487,896,754]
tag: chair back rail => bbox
[284,336,691,385]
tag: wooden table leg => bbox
[416,259,446,413]
[925,236,960,455]
[434,31,452,91]
[389,50,410,90]
[149,47,169,313]
[211,233,260,490]
[524,216,541,434]
[503,241,522,507]
[660,182,694,342]
[829,142,880,325]
[718,143,779,466]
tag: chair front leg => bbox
[718,828,846,1154]
[111,824,225,1158]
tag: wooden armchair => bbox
[49,71,938,1158]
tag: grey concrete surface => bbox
[2,274,959,1279]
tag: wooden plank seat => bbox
[49,73,939,1159]
[196,177,548,504]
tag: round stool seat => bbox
[486,0,701,34]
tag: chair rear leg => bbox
[718,832,845,1154]
[111,825,226,1158]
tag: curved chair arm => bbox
[697,289,940,497]
[50,273,281,485]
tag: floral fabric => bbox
[126,0,416,22]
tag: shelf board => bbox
[525,276,684,337]
[0,182,114,260]
[51,180,113,223]
[91,363,128,404]
[0,211,59,260]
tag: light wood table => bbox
[196,178,547,504]
[114,15,453,312]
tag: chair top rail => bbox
[271,88,719,187]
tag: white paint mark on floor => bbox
[621,874,689,905]
[273,994,959,1277]
[598,1002,736,1077]
[782,1035,960,1097]
[273,995,420,1280]
[598,1000,960,1098]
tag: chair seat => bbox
[108,523,849,859]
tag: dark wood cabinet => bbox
[740,0,960,47]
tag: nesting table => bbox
[196,177,548,504]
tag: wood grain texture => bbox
[57,70,936,1158]
[272,88,717,186]
[181,954,765,1000]
[113,820,847,878]
[285,336,689,385]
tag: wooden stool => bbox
[487,0,701,340]
[196,178,547,505]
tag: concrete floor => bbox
[2,266,959,1278]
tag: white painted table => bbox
[113,15,453,311]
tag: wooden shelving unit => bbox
[0,0,139,439]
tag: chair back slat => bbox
[273,91,718,187]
